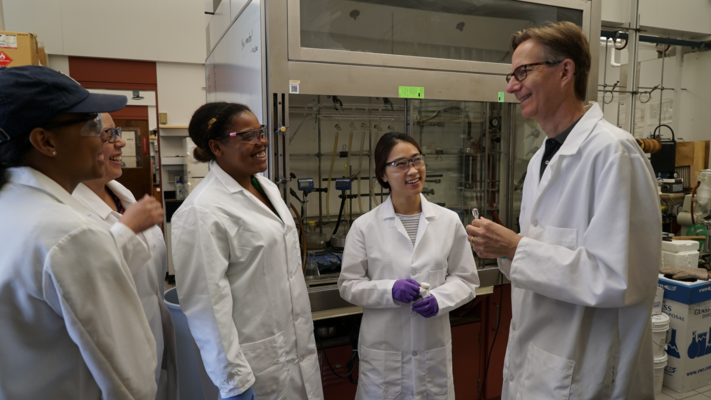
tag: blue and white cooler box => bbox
[659,275,711,393]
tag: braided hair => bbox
[0,134,33,190]
[188,102,252,162]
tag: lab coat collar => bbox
[209,160,285,225]
[209,160,247,194]
[381,194,436,220]
[74,183,115,220]
[7,167,94,217]
[73,180,138,220]
[555,103,604,157]
[106,180,137,207]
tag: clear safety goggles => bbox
[385,154,426,172]
[43,113,104,139]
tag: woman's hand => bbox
[392,279,421,303]
[119,194,164,234]
[223,387,256,400]
[412,295,439,318]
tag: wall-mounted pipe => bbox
[601,30,709,50]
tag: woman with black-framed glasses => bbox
[0,66,158,399]
[73,113,177,400]
[338,132,479,400]
[170,102,324,400]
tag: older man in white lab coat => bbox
[466,22,661,399]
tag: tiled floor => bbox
[658,384,711,399]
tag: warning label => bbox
[0,34,18,49]
[0,51,13,67]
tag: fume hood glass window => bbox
[300,0,583,64]
[288,94,407,267]
[410,100,502,234]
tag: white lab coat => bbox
[171,161,324,400]
[338,195,480,400]
[497,103,661,399]
[0,167,157,400]
[73,181,178,400]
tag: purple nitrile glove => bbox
[412,295,439,318]
[223,387,256,400]
[392,279,420,303]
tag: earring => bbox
[52,151,57,156]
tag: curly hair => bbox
[187,102,252,162]
[0,134,33,189]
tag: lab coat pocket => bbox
[428,266,448,288]
[516,343,574,400]
[425,342,452,396]
[358,345,402,398]
[241,332,288,395]
[542,226,578,251]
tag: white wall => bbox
[1,0,205,64]
[156,62,206,126]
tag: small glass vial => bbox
[420,282,431,298]
[304,250,320,280]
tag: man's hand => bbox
[119,194,164,234]
[465,217,521,259]
[660,266,710,281]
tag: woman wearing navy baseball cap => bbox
[0,66,158,400]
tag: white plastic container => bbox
[654,352,668,395]
[653,286,665,315]
[420,282,431,298]
[652,313,670,359]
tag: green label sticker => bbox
[498,91,505,102]
[399,86,425,99]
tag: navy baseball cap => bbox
[0,65,128,143]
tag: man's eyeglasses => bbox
[217,126,266,143]
[43,113,103,138]
[385,154,425,172]
[103,127,122,144]
[505,60,563,83]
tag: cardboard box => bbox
[659,276,711,393]
[0,31,39,67]
[676,141,711,190]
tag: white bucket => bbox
[652,313,670,359]
[654,352,668,395]
[653,286,664,315]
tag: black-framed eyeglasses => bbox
[217,125,266,143]
[385,154,425,172]
[103,127,122,144]
[42,113,103,138]
[505,60,563,83]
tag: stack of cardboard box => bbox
[0,31,41,67]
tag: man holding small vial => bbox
[466,22,661,399]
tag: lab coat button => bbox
[412,351,417,356]
[532,219,538,227]
[410,268,416,275]
[299,356,304,362]
[411,311,417,317]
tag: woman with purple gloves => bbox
[338,133,480,400]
